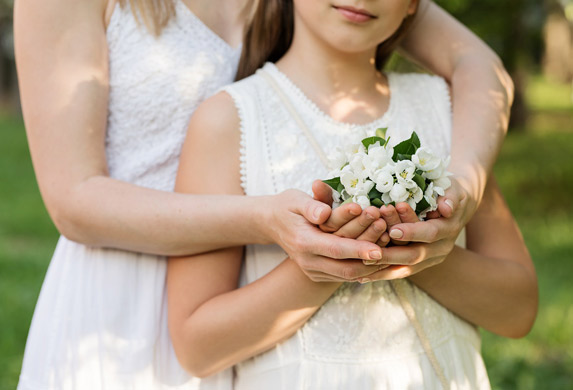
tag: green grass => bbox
[1,76,572,388]
[0,114,59,389]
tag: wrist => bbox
[254,195,278,245]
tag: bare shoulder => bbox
[187,91,240,141]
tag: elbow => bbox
[491,287,538,339]
[170,325,224,379]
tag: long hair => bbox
[236,0,419,81]
[118,0,176,36]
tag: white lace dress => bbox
[18,2,238,389]
[223,63,491,390]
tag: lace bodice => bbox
[105,1,241,191]
[223,63,489,389]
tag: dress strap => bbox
[256,69,332,169]
[258,67,450,390]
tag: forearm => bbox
[173,258,340,377]
[448,53,513,206]
[399,1,514,211]
[57,175,271,255]
[408,246,537,338]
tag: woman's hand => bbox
[267,186,392,283]
[385,177,475,245]
[360,202,458,282]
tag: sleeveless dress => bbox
[222,63,491,390]
[18,2,238,389]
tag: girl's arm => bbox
[372,178,538,338]
[394,0,514,241]
[14,0,382,279]
[168,92,343,377]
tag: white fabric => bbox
[18,1,239,389]
[223,63,491,390]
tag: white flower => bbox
[389,182,409,202]
[363,144,393,175]
[348,152,370,180]
[423,156,450,180]
[330,147,348,171]
[433,175,451,195]
[341,171,374,196]
[406,186,424,210]
[374,169,394,193]
[424,182,438,209]
[343,142,366,161]
[353,195,371,209]
[382,192,392,204]
[412,147,441,171]
[394,160,417,189]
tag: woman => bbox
[167,1,537,388]
[15,0,513,388]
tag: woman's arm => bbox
[13,0,383,280]
[393,0,514,240]
[168,93,344,377]
[377,178,538,338]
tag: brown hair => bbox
[118,0,176,36]
[236,0,419,81]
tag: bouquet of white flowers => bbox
[323,128,451,220]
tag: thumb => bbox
[312,180,334,206]
[437,196,455,218]
[302,197,332,225]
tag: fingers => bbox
[376,232,391,248]
[437,196,455,218]
[319,202,362,233]
[388,217,459,243]
[395,202,419,223]
[333,206,381,238]
[301,257,386,282]
[380,205,409,246]
[308,232,383,261]
[312,179,334,206]
[294,191,332,225]
[356,218,387,243]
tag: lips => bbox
[333,5,377,23]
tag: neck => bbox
[276,22,389,124]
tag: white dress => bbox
[18,2,238,389]
[222,63,492,390]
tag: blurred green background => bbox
[1,0,573,389]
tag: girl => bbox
[168,0,537,388]
[16,0,514,389]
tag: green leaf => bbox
[392,132,421,160]
[368,187,382,199]
[413,173,427,191]
[336,183,344,194]
[415,197,431,214]
[375,127,388,138]
[322,177,341,190]
[341,197,354,205]
[371,198,383,207]
[395,153,412,161]
[362,136,386,150]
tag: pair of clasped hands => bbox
[278,179,473,284]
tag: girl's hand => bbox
[265,189,388,283]
[385,177,476,245]
[361,202,458,282]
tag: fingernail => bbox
[364,260,376,265]
[366,213,375,220]
[349,208,361,216]
[369,250,382,260]
[445,199,454,212]
[359,278,371,284]
[389,229,403,239]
